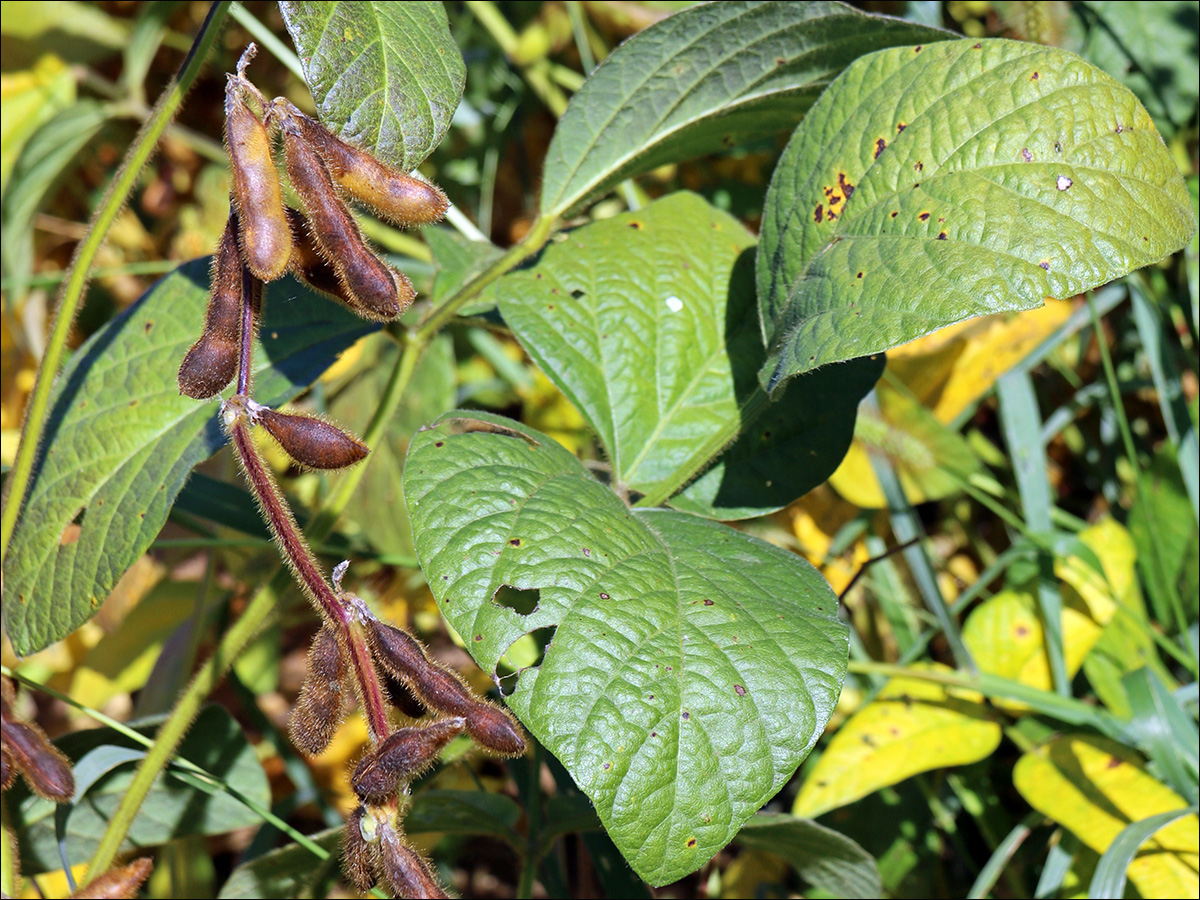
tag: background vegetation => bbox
[1,1,1197,897]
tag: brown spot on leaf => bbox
[734,685,746,697]
[896,122,907,133]
[874,138,886,159]
[509,538,522,547]
[914,161,924,172]
[144,321,154,333]
[628,220,643,229]
[686,837,697,848]
[937,231,947,240]
[814,204,824,223]
[1039,261,1050,271]
[599,592,610,600]
[703,599,714,606]
[1031,71,1039,80]
[1022,148,1033,162]
[890,210,898,218]
[918,211,930,222]
[837,172,855,199]
[856,272,863,279]
[1106,756,1123,769]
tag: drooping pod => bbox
[70,857,154,899]
[284,209,412,322]
[178,212,246,399]
[257,407,369,471]
[279,109,413,320]
[225,65,291,281]
[366,621,527,757]
[378,822,449,899]
[351,718,466,803]
[342,806,376,893]
[0,718,75,803]
[288,625,349,756]
[285,106,449,228]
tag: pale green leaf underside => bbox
[2,260,375,655]
[498,192,880,517]
[736,813,882,899]
[539,0,950,217]
[13,706,270,872]
[404,413,846,885]
[280,0,464,170]
[758,39,1197,391]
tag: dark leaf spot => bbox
[627,220,643,229]
[1021,148,1032,162]
[703,599,714,606]
[937,232,947,240]
[1031,71,1039,80]
[837,172,855,199]
[599,592,610,600]
[682,711,690,720]
[856,272,864,279]
[1039,261,1050,271]
[874,138,886,159]
[686,838,697,848]
[918,211,930,222]
[143,321,154,333]
[813,204,824,223]
[570,289,585,299]
[896,122,907,133]
[734,685,746,697]
[890,210,898,218]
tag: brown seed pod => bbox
[367,622,474,717]
[465,702,526,757]
[343,805,377,893]
[382,669,428,719]
[0,719,74,803]
[288,109,449,227]
[257,407,369,470]
[225,76,291,280]
[178,214,243,399]
[288,625,349,757]
[379,823,449,900]
[351,718,466,803]
[280,114,411,320]
[1,744,14,791]
[69,858,153,899]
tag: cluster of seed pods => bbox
[175,47,524,899]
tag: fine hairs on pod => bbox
[279,113,409,320]
[288,625,349,757]
[178,213,245,399]
[283,104,449,228]
[257,407,369,470]
[224,46,291,281]
[351,718,466,803]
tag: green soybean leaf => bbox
[404,412,846,885]
[219,829,341,900]
[10,706,270,873]
[735,813,882,900]
[405,789,523,836]
[280,0,464,171]
[2,259,376,655]
[1075,1,1200,136]
[539,0,950,216]
[499,192,879,518]
[758,39,1196,392]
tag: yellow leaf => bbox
[1055,517,1137,625]
[1014,735,1199,898]
[961,589,1106,714]
[793,663,1000,818]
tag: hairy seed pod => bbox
[289,109,449,227]
[352,718,466,803]
[258,408,369,470]
[179,214,244,398]
[225,79,291,280]
[382,669,427,719]
[1,719,74,802]
[280,116,410,319]
[367,622,474,716]
[465,702,526,757]
[288,626,349,756]
[379,824,449,900]
[69,857,154,899]
[1,745,14,790]
[343,805,377,893]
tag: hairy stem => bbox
[0,0,231,563]
[82,209,559,881]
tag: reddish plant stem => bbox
[228,415,392,741]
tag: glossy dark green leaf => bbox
[405,789,523,836]
[404,412,846,884]
[539,0,949,216]
[280,1,464,170]
[499,192,877,517]
[735,813,882,899]
[758,39,1197,392]
[11,706,270,872]
[2,259,376,655]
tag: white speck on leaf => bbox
[1056,175,1073,191]
[665,296,683,312]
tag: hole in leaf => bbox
[491,584,540,616]
[497,625,557,692]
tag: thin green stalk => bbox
[468,0,570,116]
[1087,294,1194,663]
[79,207,558,883]
[230,2,304,79]
[0,0,232,564]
